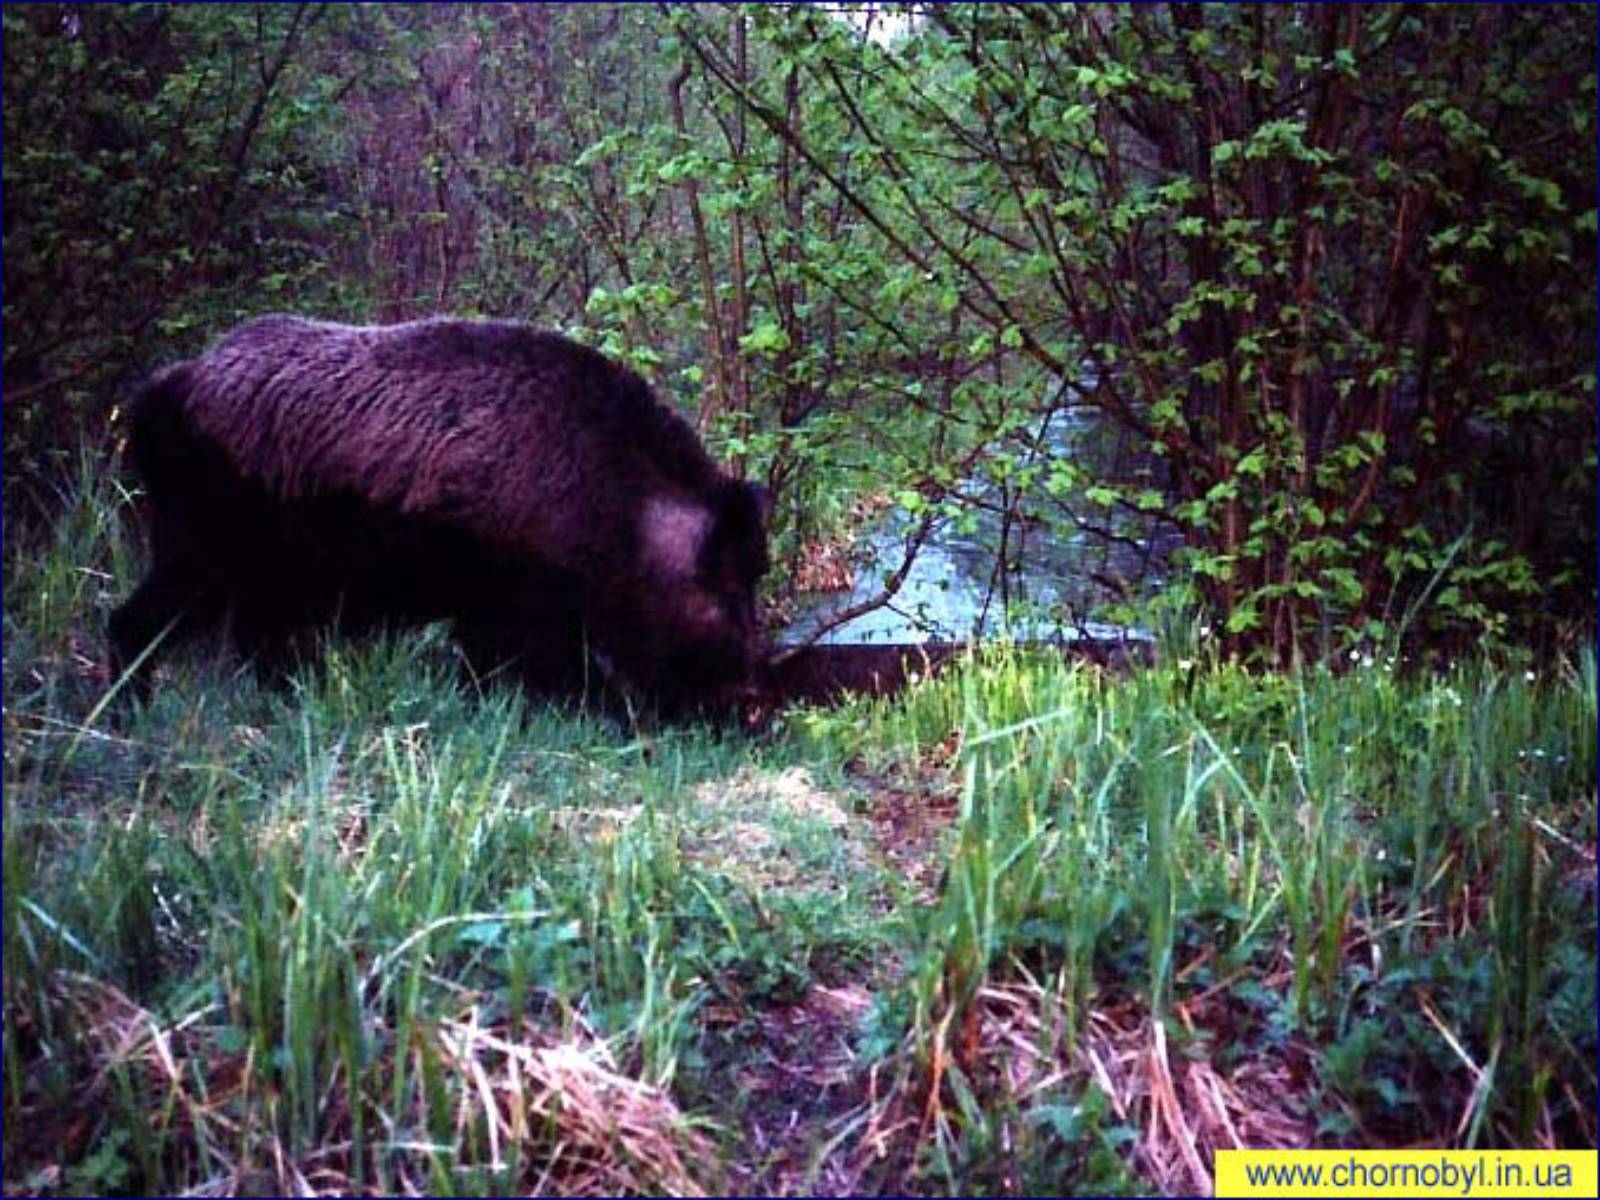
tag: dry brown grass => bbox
[431,1009,716,1197]
[791,540,856,595]
[838,976,1318,1197]
[7,971,714,1197]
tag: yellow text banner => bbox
[1215,1150,1598,1198]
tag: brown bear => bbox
[108,315,770,714]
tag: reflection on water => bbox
[786,407,1175,647]
[786,517,1155,645]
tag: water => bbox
[785,513,1159,646]
[785,408,1176,647]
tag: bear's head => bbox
[625,478,771,700]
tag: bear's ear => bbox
[746,481,773,529]
[705,480,771,580]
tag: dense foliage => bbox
[4,2,1594,655]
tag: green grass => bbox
[4,462,1595,1195]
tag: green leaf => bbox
[739,322,791,355]
[1225,603,1261,633]
[1235,448,1267,478]
[458,921,506,947]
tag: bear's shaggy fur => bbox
[109,315,770,710]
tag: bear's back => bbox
[169,315,726,553]
[211,315,667,434]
